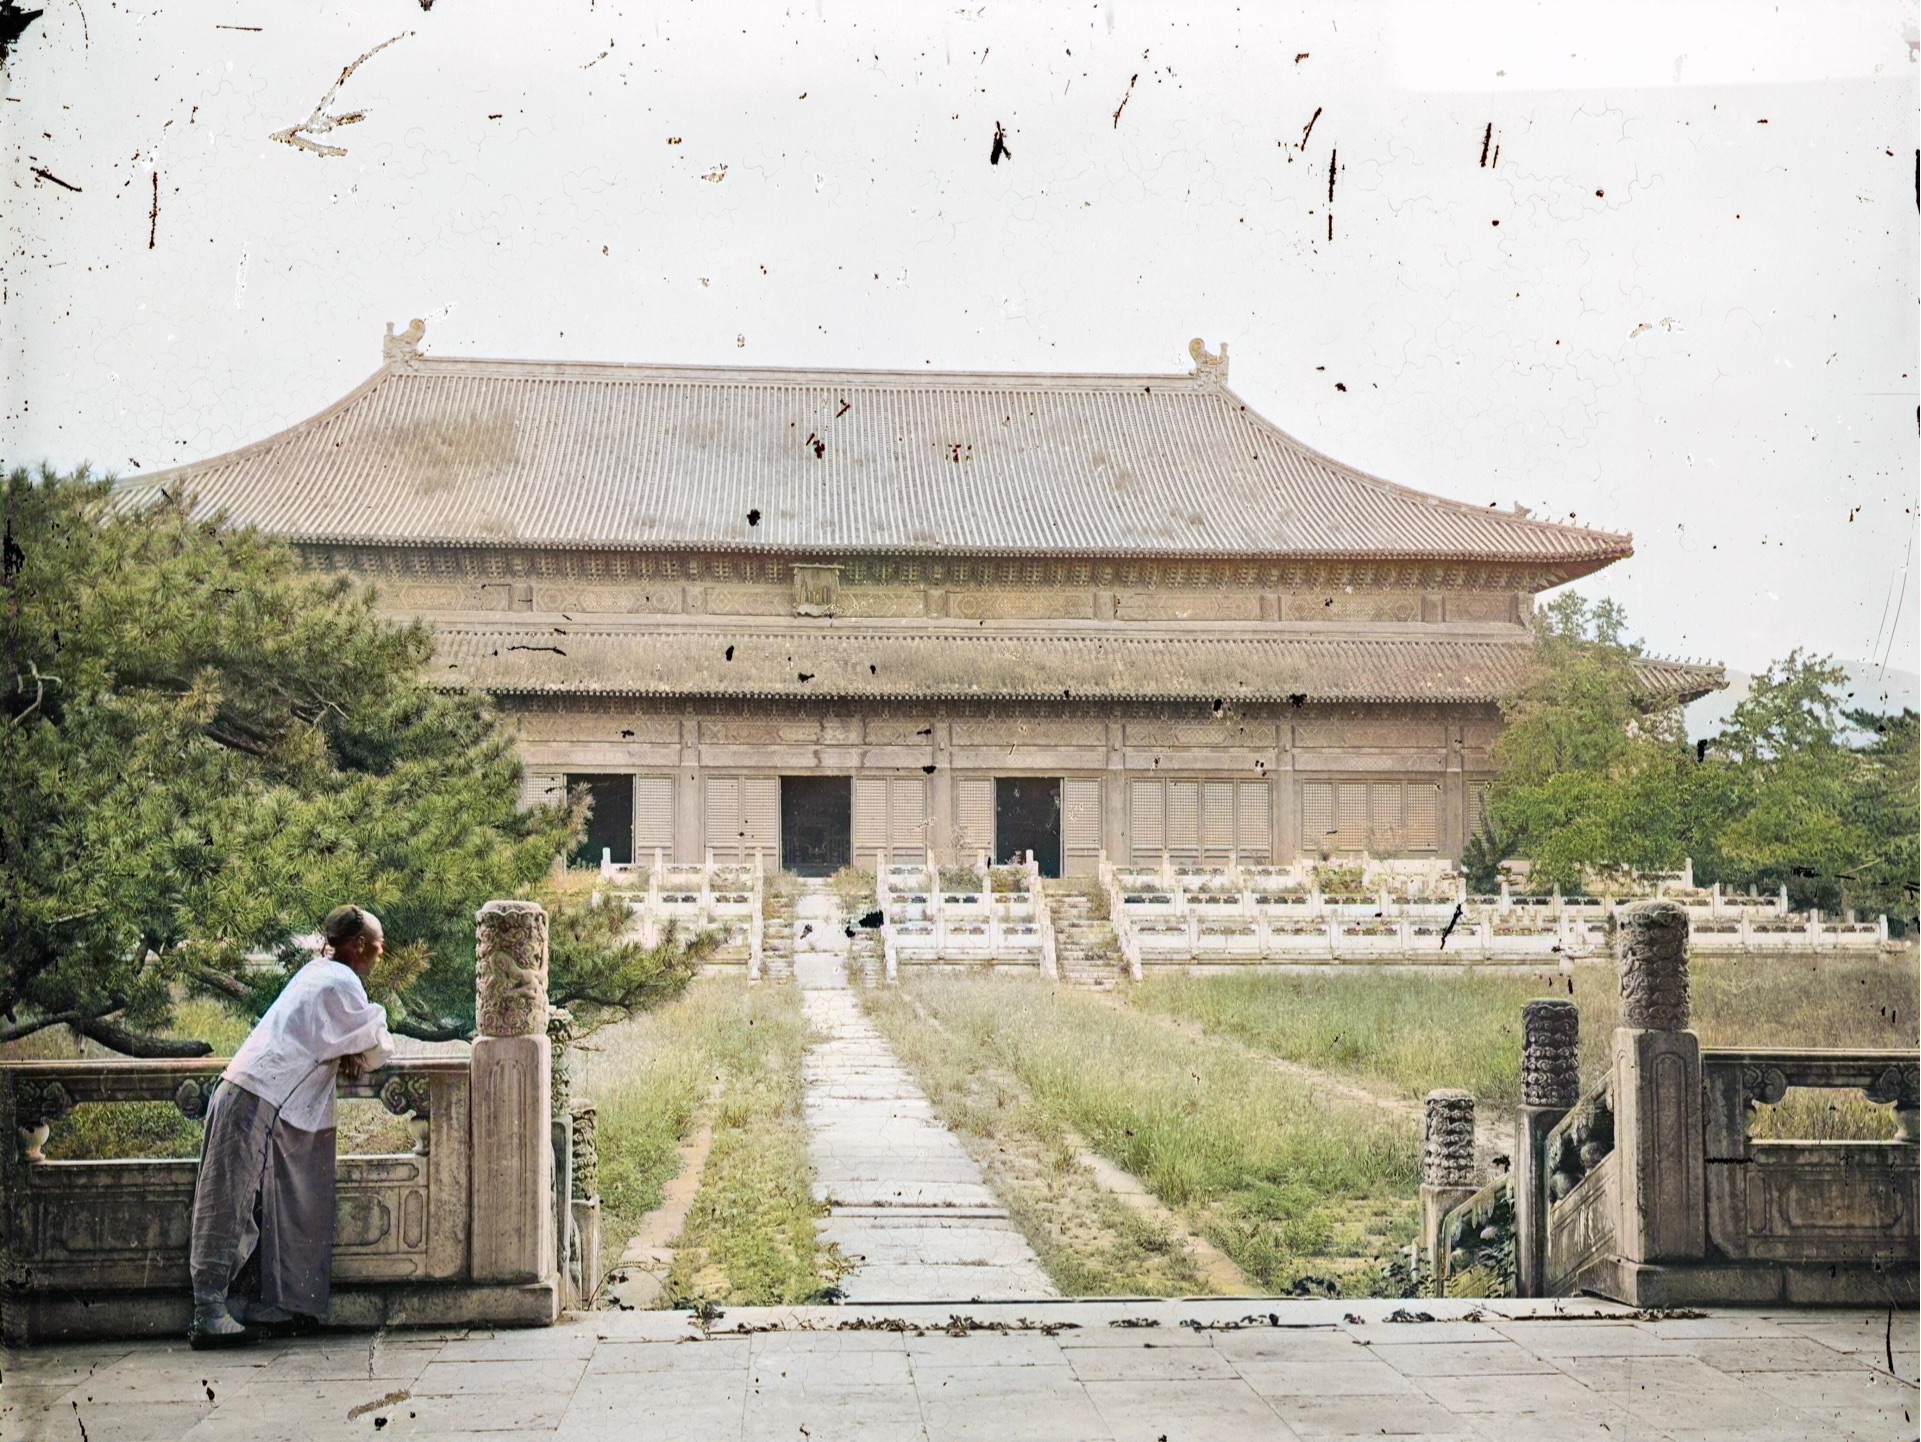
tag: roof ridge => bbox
[399,353,1214,391]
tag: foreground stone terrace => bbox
[7,1298,1914,1442]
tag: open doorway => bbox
[995,777,1062,877]
[566,774,634,867]
[780,776,851,875]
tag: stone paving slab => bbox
[794,933,1057,1303]
[10,1299,1913,1442]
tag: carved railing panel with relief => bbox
[1701,1051,1918,1269]
[1538,1083,1620,1296]
[3,1057,470,1298]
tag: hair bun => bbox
[321,904,367,946]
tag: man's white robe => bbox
[189,958,393,1315]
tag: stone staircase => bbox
[1047,884,1124,989]
[847,921,885,987]
[758,881,799,982]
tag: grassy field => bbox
[577,977,847,1306]
[872,976,1420,1295]
[1129,951,1920,1140]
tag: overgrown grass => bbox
[639,980,846,1305]
[571,981,737,1264]
[1130,951,1919,1139]
[576,977,846,1304]
[890,976,1419,1295]
[830,865,878,919]
[863,986,1211,1297]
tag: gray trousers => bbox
[189,1079,338,1316]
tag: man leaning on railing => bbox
[186,905,395,1349]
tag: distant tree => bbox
[1841,708,1919,932]
[1489,598,1917,926]
[1700,653,1897,917]
[1,469,698,1054]
[1486,593,1713,891]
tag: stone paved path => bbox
[8,1299,1913,1441]
[791,882,1056,1302]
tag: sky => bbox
[4,1,1916,708]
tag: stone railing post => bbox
[471,901,557,1294]
[547,1007,577,1307]
[1420,1089,1478,1292]
[1614,899,1705,1270]
[570,1102,600,1305]
[1516,999,1579,1296]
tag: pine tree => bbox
[1,468,691,1053]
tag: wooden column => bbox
[930,713,954,862]
[1441,720,1467,860]
[675,710,700,865]
[1104,719,1128,864]
[1273,721,1297,861]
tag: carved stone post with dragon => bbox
[470,900,559,1314]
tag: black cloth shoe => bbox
[188,1306,256,1350]
[246,1311,322,1339]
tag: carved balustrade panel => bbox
[3,1059,472,1295]
[1701,1049,1918,1268]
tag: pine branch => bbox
[390,1017,473,1044]
[0,1009,89,1043]
[188,963,257,1002]
[73,1015,214,1057]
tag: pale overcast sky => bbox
[5,1,1915,701]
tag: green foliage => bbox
[535,880,709,1034]
[1488,593,1706,891]
[0,467,666,1050]
[1311,864,1367,895]
[1842,708,1919,931]
[828,865,876,918]
[1700,654,1910,924]
[1459,820,1511,894]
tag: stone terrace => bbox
[7,1298,1915,1442]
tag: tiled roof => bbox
[433,622,1723,706]
[123,341,1631,574]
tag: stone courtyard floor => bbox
[6,1297,1916,1442]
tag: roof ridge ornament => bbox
[384,317,426,365]
[1188,336,1229,384]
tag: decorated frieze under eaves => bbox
[302,543,1577,596]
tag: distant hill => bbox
[1685,661,1919,742]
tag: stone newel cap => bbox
[1618,899,1690,1032]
